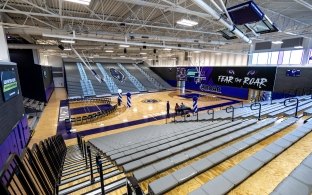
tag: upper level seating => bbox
[64,62,174,98]
[101,63,140,93]
[79,63,111,96]
[77,63,96,96]
[64,63,84,97]
[140,65,174,89]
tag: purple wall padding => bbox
[45,82,55,102]
[0,115,30,170]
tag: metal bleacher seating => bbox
[101,63,139,93]
[133,63,168,90]
[64,62,174,98]
[124,63,161,91]
[139,64,174,89]
[64,63,84,98]
[182,95,312,122]
[77,63,96,96]
[270,152,312,195]
[117,63,146,92]
[189,119,312,195]
[86,95,312,195]
[79,63,111,96]
[95,63,119,94]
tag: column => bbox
[0,25,10,62]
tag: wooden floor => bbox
[28,88,312,195]
[64,89,236,145]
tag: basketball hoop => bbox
[189,51,205,83]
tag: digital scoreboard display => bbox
[1,70,19,101]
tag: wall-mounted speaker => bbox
[153,49,157,54]
[184,51,188,61]
[58,44,64,50]
[124,48,127,53]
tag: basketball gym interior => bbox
[0,0,312,194]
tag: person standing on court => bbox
[166,101,170,117]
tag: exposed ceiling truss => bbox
[0,0,311,58]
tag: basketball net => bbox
[189,52,205,84]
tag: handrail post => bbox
[84,140,88,168]
[241,101,244,108]
[81,136,84,158]
[283,97,299,118]
[250,103,262,120]
[96,154,105,195]
[87,146,94,183]
[207,109,214,121]
[225,106,234,122]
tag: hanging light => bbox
[177,19,198,27]
[64,0,91,5]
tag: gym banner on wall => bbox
[178,67,249,99]
[211,67,277,91]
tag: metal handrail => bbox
[207,109,214,121]
[284,97,299,118]
[225,106,234,121]
[250,102,262,121]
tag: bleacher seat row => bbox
[188,120,312,195]
[65,62,174,98]
[148,117,297,194]
[271,152,312,195]
[182,95,312,122]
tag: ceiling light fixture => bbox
[120,56,126,58]
[105,50,114,53]
[64,48,72,51]
[294,46,303,49]
[193,50,201,53]
[60,40,75,44]
[140,52,147,55]
[284,32,297,36]
[64,0,91,5]
[119,44,130,48]
[272,41,283,44]
[163,48,172,51]
[177,19,198,27]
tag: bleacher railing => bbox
[132,64,163,89]
[77,63,96,96]
[96,63,119,94]
[117,63,146,91]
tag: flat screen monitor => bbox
[1,70,19,101]
[286,69,300,77]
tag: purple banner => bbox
[180,67,249,99]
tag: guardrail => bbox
[250,102,262,121]
[284,97,299,118]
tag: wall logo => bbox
[110,68,126,82]
[200,84,221,94]
[217,69,268,89]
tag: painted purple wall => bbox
[45,82,55,102]
[0,115,30,169]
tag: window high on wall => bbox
[251,49,303,65]
[309,49,312,64]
